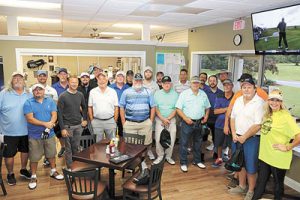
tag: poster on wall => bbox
[0,56,4,90]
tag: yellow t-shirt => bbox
[259,110,300,169]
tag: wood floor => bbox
[1,141,299,200]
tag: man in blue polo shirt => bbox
[109,70,129,137]
[0,71,32,185]
[52,68,69,158]
[24,84,63,190]
[176,76,210,172]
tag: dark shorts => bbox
[214,128,225,147]
[54,123,62,138]
[3,135,29,158]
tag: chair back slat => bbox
[124,133,145,145]
[80,134,96,149]
[148,155,166,188]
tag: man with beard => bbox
[126,70,134,87]
[203,75,223,155]
[24,84,63,190]
[0,71,32,185]
[89,72,118,142]
[31,70,58,166]
[143,66,159,94]
[77,72,92,106]
[120,73,156,174]
[199,72,210,91]
[109,71,129,137]
[52,68,69,158]
[57,75,88,169]
[156,71,164,90]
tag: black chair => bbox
[122,133,146,178]
[0,143,7,196]
[63,168,106,200]
[79,134,96,150]
[122,155,166,200]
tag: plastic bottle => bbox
[109,140,115,156]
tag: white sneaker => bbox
[153,157,163,164]
[166,158,175,165]
[147,150,155,160]
[195,162,206,169]
[206,143,214,151]
[180,165,188,172]
[28,177,37,190]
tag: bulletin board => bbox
[155,52,185,83]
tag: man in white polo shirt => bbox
[229,77,264,200]
[88,72,118,142]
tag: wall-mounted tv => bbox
[251,4,300,55]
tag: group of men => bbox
[0,63,268,200]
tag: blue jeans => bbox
[179,121,202,165]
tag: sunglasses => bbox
[269,98,282,102]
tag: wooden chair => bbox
[0,143,7,196]
[122,133,146,178]
[122,155,166,200]
[63,168,106,200]
[72,134,99,173]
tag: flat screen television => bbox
[251,4,300,55]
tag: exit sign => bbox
[233,19,245,30]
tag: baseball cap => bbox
[97,72,107,78]
[134,73,143,80]
[191,76,201,83]
[237,73,253,82]
[126,70,134,76]
[116,71,126,77]
[217,69,231,76]
[93,65,102,70]
[32,83,45,91]
[12,71,25,77]
[144,66,153,73]
[240,77,255,86]
[37,70,48,76]
[268,89,283,101]
[80,72,90,78]
[58,68,68,74]
[222,79,233,85]
[162,76,172,83]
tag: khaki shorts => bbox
[29,136,57,162]
[123,119,152,145]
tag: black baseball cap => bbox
[58,68,68,74]
[237,73,252,82]
[126,70,134,76]
[134,73,143,80]
[162,76,172,83]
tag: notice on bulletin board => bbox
[156,53,165,65]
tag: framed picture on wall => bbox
[48,56,54,63]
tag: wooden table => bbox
[72,140,147,199]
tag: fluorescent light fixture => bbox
[29,33,62,37]
[100,32,133,36]
[114,37,122,39]
[113,23,159,29]
[18,17,61,23]
[0,0,61,10]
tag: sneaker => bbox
[20,169,32,180]
[7,173,16,186]
[43,158,50,166]
[153,157,163,165]
[228,185,247,194]
[285,47,289,50]
[227,178,239,188]
[28,177,37,190]
[193,162,206,169]
[58,147,65,158]
[50,171,64,180]
[222,154,230,162]
[212,158,223,168]
[147,150,155,160]
[166,158,175,165]
[244,191,254,200]
[226,172,235,180]
[180,165,188,172]
[278,46,282,49]
[206,143,214,151]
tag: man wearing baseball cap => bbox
[109,71,129,137]
[89,65,110,89]
[0,71,32,185]
[78,72,92,106]
[176,76,210,172]
[154,76,178,165]
[126,70,134,87]
[143,66,159,95]
[24,83,63,190]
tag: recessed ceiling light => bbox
[0,0,61,10]
[100,32,134,36]
[113,23,159,29]
[18,17,61,23]
[29,33,62,37]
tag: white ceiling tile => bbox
[150,0,196,6]
[138,3,179,12]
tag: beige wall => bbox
[0,39,187,84]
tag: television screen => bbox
[251,4,300,55]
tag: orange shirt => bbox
[228,87,268,109]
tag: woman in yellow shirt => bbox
[252,89,300,200]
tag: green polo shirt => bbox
[176,88,210,120]
[154,89,178,118]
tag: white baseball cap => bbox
[32,83,45,91]
[12,71,25,77]
[80,72,90,78]
[116,71,126,77]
